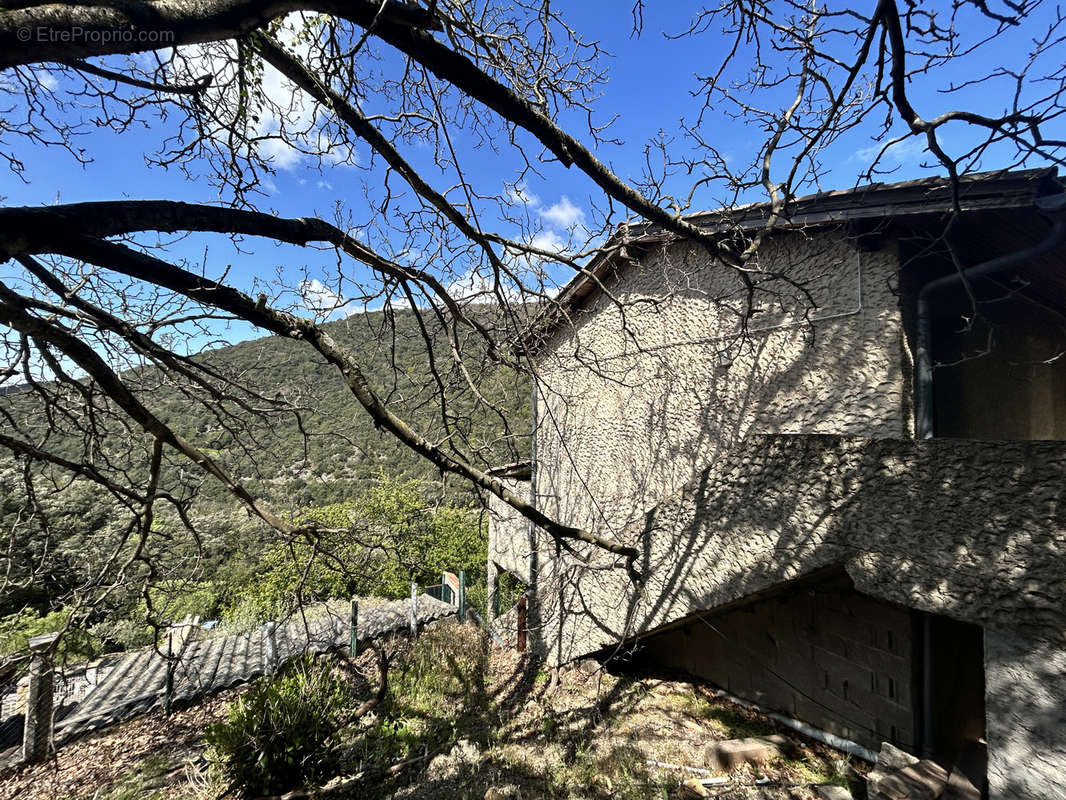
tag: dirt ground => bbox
[0,692,234,800]
[0,623,865,800]
[387,638,862,800]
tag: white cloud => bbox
[855,136,927,166]
[299,278,352,318]
[447,239,564,305]
[38,71,58,91]
[446,267,503,303]
[540,196,585,230]
[174,14,360,173]
[258,128,303,171]
[316,129,360,167]
[396,248,426,266]
[446,267,557,304]
[506,182,539,208]
[528,229,568,257]
[316,180,333,190]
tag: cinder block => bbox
[704,734,789,772]
[812,643,875,691]
[842,637,910,680]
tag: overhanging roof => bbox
[522,167,1063,355]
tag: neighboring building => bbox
[487,168,1066,799]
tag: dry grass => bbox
[0,622,861,800]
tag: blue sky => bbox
[1,0,1061,351]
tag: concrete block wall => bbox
[640,582,914,751]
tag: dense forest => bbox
[0,307,530,658]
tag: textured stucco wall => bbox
[984,630,1066,799]
[531,434,1066,663]
[533,230,908,535]
[522,433,1066,798]
[639,582,915,751]
[487,478,533,583]
[513,225,1066,796]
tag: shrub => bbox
[0,608,97,660]
[205,657,354,798]
[221,475,487,628]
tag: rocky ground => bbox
[0,622,865,800]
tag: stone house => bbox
[487,167,1066,799]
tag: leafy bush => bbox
[222,475,486,627]
[0,608,97,660]
[147,579,222,623]
[355,623,487,767]
[205,657,354,798]
[89,617,154,652]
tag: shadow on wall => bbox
[534,230,905,539]
[550,434,1066,646]
[534,433,1066,794]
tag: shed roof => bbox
[521,167,1063,354]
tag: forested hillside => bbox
[0,307,530,653]
[150,307,532,507]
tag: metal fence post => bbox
[356,601,364,657]
[164,629,174,716]
[264,621,278,675]
[410,582,418,636]
[458,570,466,621]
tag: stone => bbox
[870,759,949,800]
[27,632,59,651]
[425,753,457,781]
[942,769,980,800]
[675,778,713,799]
[21,636,58,763]
[867,742,923,798]
[426,740,480,781]
[814,786,853,800]
[942,740,986,800]
[878,742,920,771]
[484,786,523,800]
[572,658,601,676]
[451,738,480,763]
[704,734,789,772]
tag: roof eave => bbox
[517,167,1063,356]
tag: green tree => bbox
[224,475,485,626]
